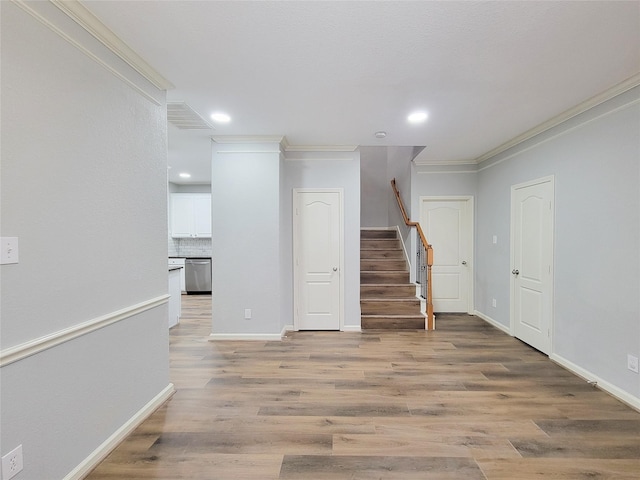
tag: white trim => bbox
[292,188,345,331]
[475,74,640,164]
[211,135,285,144]
[281,136,358,152]
[0,295,169,367]
[209,333,284,341]
[63,383,175,480]
[285,144,359,153]
[550,354,640,413]
[395,225,412,270]
[284,156,356,162]
[11,0,163,106]
[416,169,478,175]
[215,150,283,155]
[413,159,476,166]
[420,196,475,314]
[474,310,511,335]
[478,96,640,172]
[342,325,362,332]
[49,0,173,90]
[282,325,294,336]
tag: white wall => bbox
[475,86,640,402]
[0,2,171,479]
[210,143,360,335]
[360,146,389,227]
[283,150,361,330]
[211,141,283,337]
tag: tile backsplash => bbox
[169,237,212,257]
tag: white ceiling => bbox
[84,0,640,184]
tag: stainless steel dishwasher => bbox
[184,258,212,294]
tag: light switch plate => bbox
[0,237,19,264]
[628,354,639,373]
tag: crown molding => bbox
[279,136,358,152]
[50,0,174,90]
[211,135,285,144]
[475,72,640,164]
[284,144,359,152]
[412,158,476,167]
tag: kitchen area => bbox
[167,186,212,328]
[165,105,215,328]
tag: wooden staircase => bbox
[360,229,425,329]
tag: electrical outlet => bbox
[492,298,497,308]
[244,309,251,320]
[2,444,24,480]
[0,237,19,265]
[628,354,639,373]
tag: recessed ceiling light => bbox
[179,172,191,178]
[408,111,428,123]
[375,131,387,138]
[210,112,231,123]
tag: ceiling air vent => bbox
[167,102,212,129]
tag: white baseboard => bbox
[550,353,640,412]
[63,383,175,480]
[473,310,511,335]
[474,310,640,412]
[209,332,284,341]
[342,325,362,332]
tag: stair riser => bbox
[361,316,425,330]
[361,301,421,315]
[361,272,410,284]
[360,230,397,239]
[360,260,407,271]
[361,285,417,298]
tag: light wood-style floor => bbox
[86,295,640,479]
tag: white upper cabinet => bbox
[170,193,212,238]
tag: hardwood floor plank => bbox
[85,296,640,480]
[279,455,486,479]
[477,458,640,479]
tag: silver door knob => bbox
[462,261,467,265]
[333,267,338,271]
[512,269,520,275]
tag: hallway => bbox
[86,295,640,479]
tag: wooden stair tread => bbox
[360,229,422,330]
[361,298,419,302]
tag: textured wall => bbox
[476,86,640,401]
[0,2,170,478]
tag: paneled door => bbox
[420,197,473,313]
[293,189,343,330]
[511,176,554,354]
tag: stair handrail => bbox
[391,179,434,330]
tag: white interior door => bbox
[511,176,554,354]
[293,189,343,330]
[420,197,473,313]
